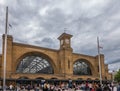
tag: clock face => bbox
[65,39,69,44]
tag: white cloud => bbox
[109,62,120,71]
[39,6,49,16]
[0,0,5,5]
[0,0,120,71]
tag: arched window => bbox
[73,59,92,75]
[16,55,54,74]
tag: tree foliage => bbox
[114,69,120,82]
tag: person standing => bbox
[96,84,102,91]
[117,83,120,91]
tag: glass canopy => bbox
[73,59,92,75]
[16,55,54,74]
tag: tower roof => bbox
[58,33,73,40]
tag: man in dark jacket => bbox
[96,84,102,91]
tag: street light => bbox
[97,37,102,86]
[3,7,8,91]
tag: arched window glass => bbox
[16,55,54,74]
[73,59,92,75]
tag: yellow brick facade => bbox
[0,33,111,80]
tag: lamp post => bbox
[112,70,115,82]
[97,37,102,86]
[3,7,8,91]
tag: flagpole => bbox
[97,37,102,86]
[3,6,8,91]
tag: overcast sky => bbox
[0,0,120,71]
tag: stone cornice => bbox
[73,53,95,58]
[13,42,59,52]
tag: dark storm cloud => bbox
[0,0,120,71]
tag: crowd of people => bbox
[0,81,120,91]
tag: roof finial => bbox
[64,28,67,33]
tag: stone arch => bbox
[87,78,92,80]
[73,59,94,75]
[18,76,29,79]
[35,77,45,79]
[15,51,56,74]
[95,78,99,80]
[51,77,58,79]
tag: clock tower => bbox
[58,33,73,77]
[58,33,73,50]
